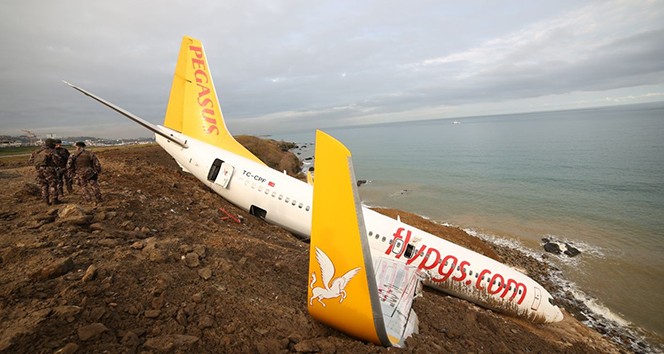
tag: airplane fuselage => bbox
[156,129,564,324]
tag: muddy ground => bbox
[0,145,628,353]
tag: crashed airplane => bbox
[64,35,563,346]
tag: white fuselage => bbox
[157,130,563,323]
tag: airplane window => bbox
[285,197,290,203]
[382,237,386,242]
[306,206,310,211]
[252,183,256,189]
[404,244,415,258]
[375,234,379,239]
[292,200,296,206]
[445,261,449,266]
[456,266,460,271]
[265,189,269,194]
[469,270,473,276]
[259,186,264,192]
[279,195,283,200]
[298,203,303,208]
[548,298,556,306]
[245,180,250,186]
[272,192,276,197]
[368,231,373,236]
[509,286,513,291]
[519,290,522,294]
[475,274,479,278]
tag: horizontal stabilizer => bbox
[62,81,188,149]
[308,130,420,347]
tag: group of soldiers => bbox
[28,138,102,205]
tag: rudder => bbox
[164,36,265,166]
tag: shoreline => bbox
[369,204,661,354]
[288,142,661,353]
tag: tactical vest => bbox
[75,151,93,168]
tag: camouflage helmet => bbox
[45,138,56,148]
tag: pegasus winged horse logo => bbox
[309,247,362,307]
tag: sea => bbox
[273,101,664,352]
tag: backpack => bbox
[33,149,51,167]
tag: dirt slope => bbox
[0,145,626,353]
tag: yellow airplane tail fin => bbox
[164,36,265,166]
[308,130,420,347]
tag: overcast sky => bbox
[1,0,663,139]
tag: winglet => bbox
[308,130,420,347]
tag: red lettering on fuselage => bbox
[488,273,505,295]
[385,228,411,258]
[476,269,491,290]
[189,45,218,135]
[418,248,440,271]
[452,260,470,282]
[385,227,528,305]
[432,255,457,282]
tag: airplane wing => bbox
[62,81,188,149]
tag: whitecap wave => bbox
[458,225,662,354]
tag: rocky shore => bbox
[0,143,629,353]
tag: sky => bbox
[1,0,663,139]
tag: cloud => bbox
[0,0,663,138]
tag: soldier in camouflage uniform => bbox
[67,142,102,202]
[53,139,72,197]
[28,138,64,205]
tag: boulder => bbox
[57,205,90,225]
[144,309,161,318]
[193,244,206,258]
[82,264,97,282]
[199,315,215,329]
[564,243,582,257]
[198,267,213,280]
[185,252,200,268]
[543,242,562,255]
[77,323,109,341]
[30,258,74,281]
[294,339,319,353]
[142,334,199,352]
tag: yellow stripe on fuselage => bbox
[163,36,265,166]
